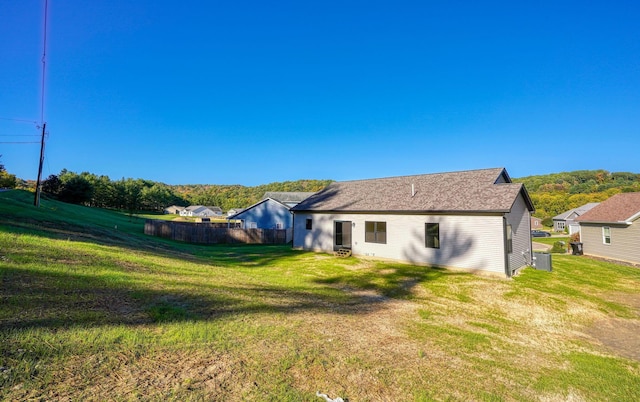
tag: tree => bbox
[42,174,62,195]
[0,155,17,189]
[58,175,94,205]
[142,183,177,211]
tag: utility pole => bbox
[34,0,48,207]
[34,123,46,207]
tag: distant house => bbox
[291,168,535,278]
[227,208,244,216]
[206,206,224,216]
[575,192,640,265]
[164,205,185,215]
[262,192,316,208]
[553,203,600,234]
[531,217,543,230]
[179,205,223,217]
[228,198,293,230]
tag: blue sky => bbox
[2,1,639,186]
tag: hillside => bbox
[513,170,640,218]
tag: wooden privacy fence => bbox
[144,219,291,244]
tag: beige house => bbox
[164,205,185,214]
[291,168,535,278]
[531,216,543,230]
[575,192,640,265]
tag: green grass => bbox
[533,235,570,246]
[1,190,640,401]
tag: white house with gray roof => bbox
[179,205,223,217]
[553,202,600,234]
[290,168,535,278]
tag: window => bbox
[365,221,386,244]
[305,218,312,230]
[425,223,440,249]
[557,222,565,230]
[506,224,513,254]
[248,222,257,229]
[603,226,611,244]
[275,223,283,229]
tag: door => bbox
[334,221,352,250]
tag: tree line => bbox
[514,170,640,220]
[38,170,332,213]
[4,159,638,220]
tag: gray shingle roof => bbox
[575,192,640,223]
[553,203,600,220]
[262,192,316,203]
[291,168,533,213]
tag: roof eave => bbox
[292,209,510,215]
[578,220,633,226]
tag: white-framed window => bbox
[506,224,513,253]
[276,223,283,229]
[602,226,611,244]
[557,222,565,230]
[248,222,257,229]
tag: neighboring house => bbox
[206,206,224,216]
[262,192,316,208]
[291,167,535,278]
[164,205,185,215]
[227,208,244,216]
[228,198,293,230]
[227,198,295,242]
[531,217,543,230]
[575,192,640,265]
[553,203,600,234]
[179,205,223,217]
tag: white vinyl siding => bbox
[293,212,336,252]
[294,212,507,275]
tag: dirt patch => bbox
[584,318,640,361]
[583,293,640,362]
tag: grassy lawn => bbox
[1,190,639,401]
[533,235,571,247]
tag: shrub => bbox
[550,241,567,253]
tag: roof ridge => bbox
[334,167,505,184]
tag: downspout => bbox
[291,210,295,249]
[503,216,511,278]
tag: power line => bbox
[0,117,38,124]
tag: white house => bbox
[179,205,223,217]
[553,203,600,234]
[164,205,185,215]
[290,167,535,278]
